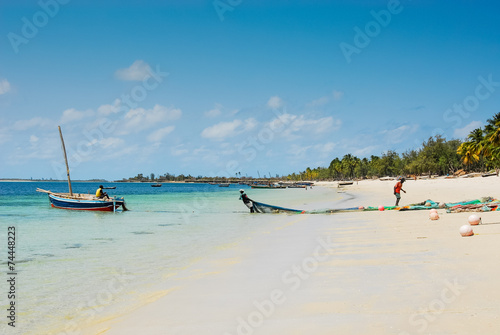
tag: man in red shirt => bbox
[394,177,406,206]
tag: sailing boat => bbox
[36,126,127,211]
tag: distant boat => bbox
[103,186,116,189]
[287,184,306,188]
[482,172,497,178]
[218,183,230,187]
[295,182,314,186]
[151,183,162,187]
[251,183,286,189]
[338,181,354,187]
[36,126,127,212]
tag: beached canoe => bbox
[338,181,354,187]
[252,201,305,213]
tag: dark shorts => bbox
[395,193,401,199]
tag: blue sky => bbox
[1,0,499,180]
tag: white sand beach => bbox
[84,177,500,334]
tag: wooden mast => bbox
[58,126,73,196]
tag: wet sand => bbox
[86,177,500,334]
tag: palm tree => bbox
[468,128,484,154]
[483,112,500,173]
[485,112,500,144]
[341,154,358,179]
[457,141,476,168]
[457,128,483,170]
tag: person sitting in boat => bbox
[239,189,254,213]
[96,185,109,200]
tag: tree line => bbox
[119,113,500,182]
[286,113,500,181]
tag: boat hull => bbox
[252,201,304,214]
[48,194,123,211]
[251,185,286,189]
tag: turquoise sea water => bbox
[0,182,342,334]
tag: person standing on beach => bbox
[394,178,406,206]
[239,189,255,213]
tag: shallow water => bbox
[0,181,343,334]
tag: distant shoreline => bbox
[0,179,109,183]
[0,179,188,183]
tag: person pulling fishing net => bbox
[394,177,406,206]
[239,189,255,213]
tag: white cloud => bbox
[332,90,344,101]
[171,144,189,156]
[148,126,175,142]
[12,117,52,131]
[313,142,336,155]
[29,135,39,144]
[267,96,284,109]
[454,121,483,139]
[243,118,258,131]
[97,99,122,115]
[105,144,140,160]
[307,90,343,108]
[99,137,124,149]
[381,124,418,144]
[268,113,341,140]
[353,145,378,156]
[201,118,257,140]
[193,145,210,155]
[205,104,223,118]
[288,142,336,161]
[201,120,243,140]
[308,96,329,107]
[121,104,181,134]
[115,60,152,81]
[0,79,11,95]
[287,144,311,159]
[60,108,92,124]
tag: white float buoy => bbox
[459,224,474,237]
[468,214,481,226]
[429,212,439,220]
[430,209,438,214]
